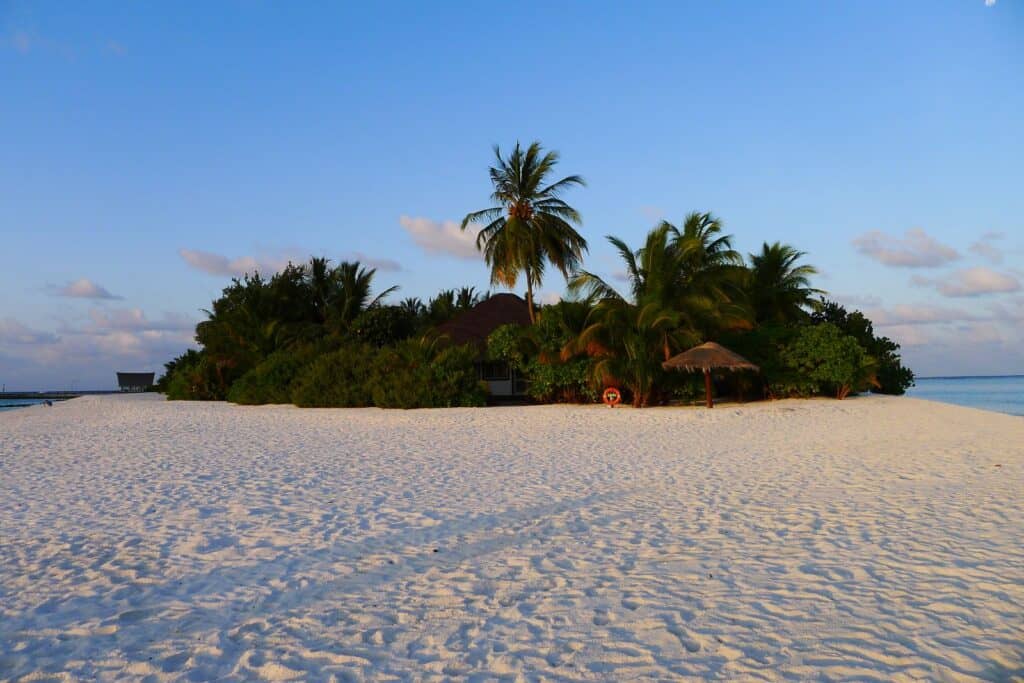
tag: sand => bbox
[1,394,1022,681]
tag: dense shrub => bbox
[487,314,598,404]
[781,323,876,399]
[525,358,596,403]
[165,350,227,401]
[351,306,419,348]
[811,299,914,395]
[370,339,486,408]
[227,347,317,405]
[290,345,376,407]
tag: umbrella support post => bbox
[704,368,713,408]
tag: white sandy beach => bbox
[1,394,1022,681]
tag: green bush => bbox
[525,358,597,403]
[351,306,419,348]
[812,299,914,395]
[781,323,876,399]
[165,350,226,401]
[227,347,317,405]
[290,345,376,407]
[370,339,487,408]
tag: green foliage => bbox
[486,323,529,370]
[746,242,822,324]
[227,347,317,405]
[780,324,876,399]
[290,345,377,408]
[461,141,587,321]
[155,349,201,393]
[164,350,226,401]
[351,306,418,348]
[525,358,596,403]
[370,338,487,409]
[577,300,683,407]
[812,299,915,395]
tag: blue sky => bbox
[1,1,1022,390]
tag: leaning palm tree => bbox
[747,242,823,324]
[461,141,587,323]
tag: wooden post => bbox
[704,368,713,408]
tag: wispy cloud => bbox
[3,30,33,54]
[913,267,1021,298]
[968,231,1004,264]
[81,308,196,334]
[985,0,996,7]
[399,215,481,260]
[51,278,122,300]
[640,206,664,222]
[347,252,402,273]
[865,304,980,327]
[0,310,197,390]
[178,248,301,277]
[852,228,959,268]
[179,248,401,276]
[0,318,59,345]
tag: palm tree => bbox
[461,141,587,323]
[570,212,747,351]
[327,261,398,331]
[573,299,686,407]
[747,242,822,324]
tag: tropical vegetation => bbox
[159,140,913,408]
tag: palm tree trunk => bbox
[525,274,536,324]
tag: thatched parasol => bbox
[662,342,760,408]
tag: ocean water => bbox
[907,375,1024,417]
[0,398,53,412]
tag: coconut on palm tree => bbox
[461,141,587,323]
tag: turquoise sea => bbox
[908,375,1024,417]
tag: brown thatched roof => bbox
[436,293,531,348]
[662,342,760,373]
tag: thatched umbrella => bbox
[662,342,760,408]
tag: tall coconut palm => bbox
[747,242,823,324]
[461,141,587,323]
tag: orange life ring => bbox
[602,387,622,406]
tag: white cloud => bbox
[871,324,932,348]
[968,232,1004,264]
[82,308,196,334]
[866,304,980,326]
[537,291,563,306]
[348,252,402,273]
[399,215,481,260]
[178,248,301,277]
[914,267,1021,298]
[179,248,400,277]
[852,228,959,268]
[53,278,122,300]
[985,0,996,7]
[0,310,197,391]
[0,318,59,345]
[834,293,882,309]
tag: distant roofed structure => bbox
[116,372,155,393]
[436,293,532,350]
[436,293,532,397]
